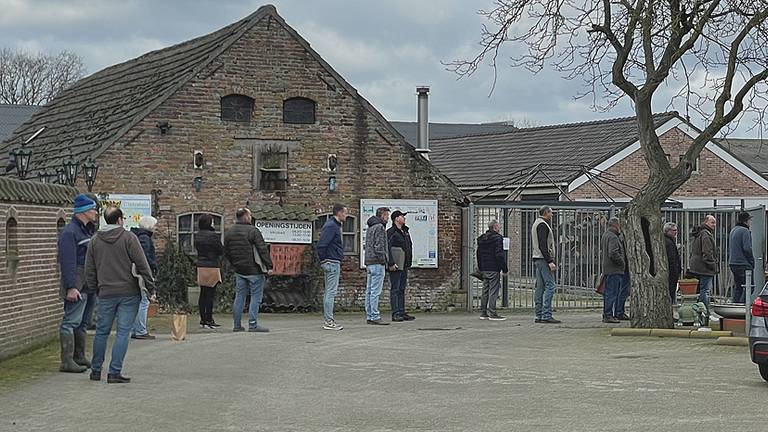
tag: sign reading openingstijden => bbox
[254,220,313,244]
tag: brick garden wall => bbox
[570,128,768,199]
[72,16,463,311]
[0,203,69,360]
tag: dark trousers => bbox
[198,285,217,324]
[730,265,752,304]
[480,271,501,313]
[389,269,408,318]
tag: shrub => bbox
[156,239,195,314]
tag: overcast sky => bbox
[0,0,764,136]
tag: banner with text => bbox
[99,194,152,231]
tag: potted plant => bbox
[156,239,195,340]
[678,278,699,295]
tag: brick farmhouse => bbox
[0,6,465,315]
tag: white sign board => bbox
[254,220,313,244]
[99,194,152,231]
[360,199,438,269]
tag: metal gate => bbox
[462,203,766,311]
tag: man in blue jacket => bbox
[729,211,755,303]
[57,194,99,373]
[476,220,508,321]
[316,203,347,331]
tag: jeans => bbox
[59,290,97,335]
[131,291,150,336]
[603,274,629,317]
[365,264,385,321]
[321,262,341,322]
[233,273,266,330]
[91,295,140,374]
[533,259,556,320]
[730,265,752,303]
[697,275,714,310]
[389,269,408,318]
[480,271,501,314]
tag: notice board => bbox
[359,199,438,269]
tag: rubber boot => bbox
[59,333,87,373]
[73,330,91,368]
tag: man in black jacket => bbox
[387,210,415,322]
[224,208,272,333]
[476,220,508,321]
[664,222,682,303]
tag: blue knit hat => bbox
[73,194,97,214]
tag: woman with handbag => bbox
[195,214,224,329]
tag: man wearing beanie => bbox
[57,193,99,373]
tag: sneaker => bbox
[534,317,542,323]
[616,314,631,321]
[487,312,507,321]
[323,320,343,331]
[391,315,405,322]
[602,316,620,324]
[107,373,131,384]
[479,313,489,320]
[208,321,222,328]
[540,318,562,324]
[248,325,270,333]
[403,314,416,321]
[233,327,246,332]
[131,334,156,340]
[367,319,390,326]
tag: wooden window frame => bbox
[251,140,300,192]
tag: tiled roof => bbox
[0,105,40,143]
[0,7,274,176]
[389,121,517,147]
[0,176,77,205]
[428,112,679,188]
[719,138,768,174]
[248,203,316,222]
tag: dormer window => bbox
[221,94,254,123]
[283,97,316,124]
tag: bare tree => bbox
[0,48,86,105]
[449,1,768,328]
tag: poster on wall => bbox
[254,220,313,244]
[98,194,152,231]
[359,199,438,269]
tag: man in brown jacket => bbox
[689,215,718,310]
[86,207,156,384]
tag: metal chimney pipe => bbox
[416,86,430,160]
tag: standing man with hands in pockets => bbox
[532,206,561,324]
[317,204,348,331]
[477,220,508,321]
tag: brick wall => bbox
[72,16,463,311]
[0,202,68,359]
[570,128,768,199]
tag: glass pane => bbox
[260,170,287,191]
[342,216,355,233]
[193,214,201,232]
[212,215,223,233]
[221,95,254,123]
[178,214,192,233]
[179,233,193,254]
[343,234,355,253]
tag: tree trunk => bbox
[623,196,674,328]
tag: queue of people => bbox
[57,191,756,384]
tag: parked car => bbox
[749,283,768,382]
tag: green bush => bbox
[156,239,195,314]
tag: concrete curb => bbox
[610,328,734,339]
[610,328,651,337]
[716,336,749,346]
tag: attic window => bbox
[283,97,316,124]
[221,94,254,123]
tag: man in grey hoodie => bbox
[364,207,390,325]
[85,207,156,384]
[728,211,754,303]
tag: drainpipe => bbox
[416,86,430,160]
